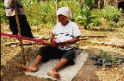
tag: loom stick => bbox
[14,0,26,65]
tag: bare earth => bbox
[1,24,124,81]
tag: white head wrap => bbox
[57,7,72,19]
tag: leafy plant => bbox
[91,18,101,26]
[99,49,119,63]
[75,0,94,29]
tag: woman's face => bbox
[58,15,68,26]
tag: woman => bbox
[22,7,81,79]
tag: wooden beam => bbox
[38,35,107,40]
[91,41,124,48]
[5,41,20,46]
[80,35,107,38]
[5,41,37,46]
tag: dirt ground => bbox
[1,24,124,81]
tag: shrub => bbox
[117,20,124,27]
[101,5,122,22]
[107,20,117,28]
[75,0,95,29]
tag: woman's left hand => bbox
[55,42,67,47]
[55,37,80,47]
[43,40,56,47]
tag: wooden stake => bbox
[14,0,26,65]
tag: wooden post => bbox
[56,0,58,24]
[14,0,26,65]
[104,0,106,8]
[115,0,117,7]
[98,0,100,9]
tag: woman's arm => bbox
[55,36,80,46]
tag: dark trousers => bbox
[8,15,33,38]
[37,46,75,65]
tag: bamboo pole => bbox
[14,0,26,65]
[56,0,58,24]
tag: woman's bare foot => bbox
[47,69,60,79]
[22,65,38,72]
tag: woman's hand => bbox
[43,40,55,47]
[55,37,80,47]
[55,42,67,46]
